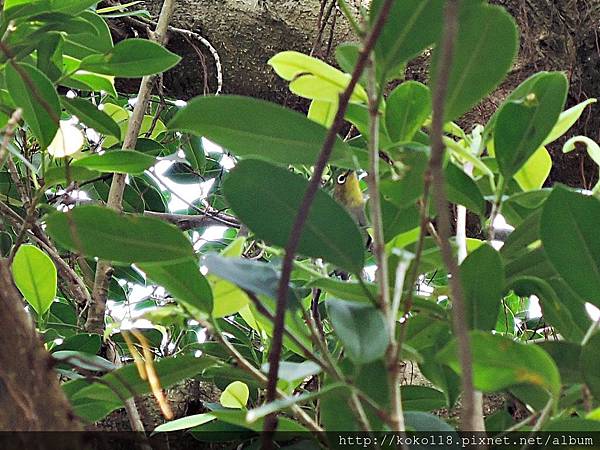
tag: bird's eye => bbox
[337,174,347,184]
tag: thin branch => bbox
[143,210,239,230]
[262,0,396,443]
[87,0,178,334]
[0,108,22,170]
[429,0,482,432]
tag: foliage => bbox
[0,0,599,444]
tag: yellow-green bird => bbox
[333,170,368,229]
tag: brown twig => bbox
[262,0,395,444]
[87,0,177,334]
[0,108,22,170]
[428,0,482,432]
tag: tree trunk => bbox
[134,0,600,185]
[0,259,81,431]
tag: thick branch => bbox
[0,259,81,431]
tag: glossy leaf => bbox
[45,206,194,264]
[47,121,85,158]
[203,254,298,307]
[445,162,486,216]
[405,412,454,432]
[563,136,600,167]
[401,386,446,412]
[541,186,600,307]
[514,146,552,191]
[327,299,389,365]
[461,244,504,330]
[260,361,321,383]
[168,96,352,166]
[80,38,181,77]
[371,0,445,76]
[11,245,57,316]
[495,72,568,178]
[431,3,518,122]
[61,97,121,138]
[139,259,213,315]
[543,98,597,145]
[437,331,561,397]
[224,160,364,272]
[5,62,60,149]
[509,276,584,343]
[71,150,156,175]
[385,81,431,143]
[153,413,216,433]
[269,51,367,102]
[220,381,249,409]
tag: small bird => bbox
[333,170,368,229]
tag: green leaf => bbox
[381,198,419,242]
[71,150,156,175]
[563,136,600,167]
[537,341,582,384]
[437,331,561,397]
[139,258,213,315]
[327,298,389,365]
[260,361,321,383]
[380,144,429,208]
[405,412,455,432]
[63,11,113,59]
[220,381,249,409]
[61,97,121,138]
[445,162,486,216]
[401,386,446,412]
[45,205,194,264]
[203,254,298,307]
[168,96,352,167]
[509,276,585,343]
[543,98,597,145]
[385,81,431,142]
[461,244,504,330]
[544,418,600,432]
[541,186,600,307]
[53,350,115,371]
[11,244,57,316]
[371,0,445,76]
[4,0,99,20]
[514,146,552,191]
[79,38,180,77]
[268,51,367,103]
[223,159,364,272]
[65,355,217,422]
[209,408,308,433]
[581,333,600,400]
[431,3,518,122]
[182,134,206,172]
[494,72,568,178]
[44,165,102,187]
[5,62,60,149]
[154,413,216,433]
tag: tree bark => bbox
[132,0,600,186]
[0,259,81,431]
